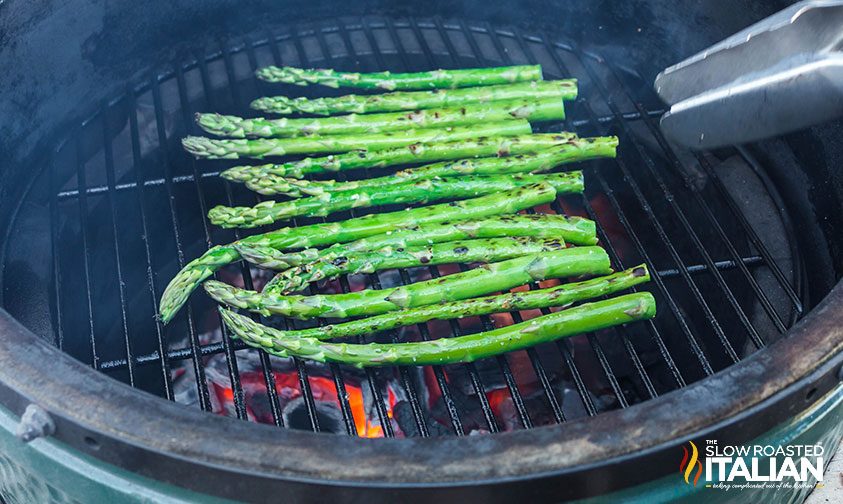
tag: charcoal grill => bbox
[0,1,841,502]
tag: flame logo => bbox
[679,441,703,486]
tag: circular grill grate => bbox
[0,17,806,437]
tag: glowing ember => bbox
[209,370,397,437]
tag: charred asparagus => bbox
[159,183,558,323]
[219,133,577,180]
[208,172,583,229]
[197,98,565,139]
[235,213,597,271]
[184,121,531,160]
[265,236,568,294]
[233,266,649,341]
[242,138,616,197]
[219,292,656,367]
[204,247,612,319]
[251,80,577,115]
[255,65,543,90]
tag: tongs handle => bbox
[655,0,843,149]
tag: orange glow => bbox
[210,370,394,437]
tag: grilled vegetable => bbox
[235,213,598,271]
[219,292,656,367]
[219,133,578,180]
[251,80,577,116]
[233,267,649,340]
[183,121,531,160]
[204,247,612,319]
[255,64,543,90]
[265,236,568,294]
[158,183,558,323]
[196,98,565,139]
[242,137,617,197]
[208,172,583,229]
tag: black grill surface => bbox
[1,17,807,437]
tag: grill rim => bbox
[0,281,839,501]
[0,11,839,501]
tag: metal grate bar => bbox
[583,59,768,349]
[100,103,137,386]
[258,28,338,433]
[149,78,213,412]
[419,16,533,430]
[580,193,683,393]
[472,18,633,412]
[74,136,100,370]
[56,171,221,199]
[125,89,174,400]
[310,23,396,437]
[334,20,435,436]
[284,26,364,437]
[449,20,571,421]
[533,31,718,376]
[181,54,249,421]
[49,155,65,351]
[456,18,616,417]
[357,20,435,438]
[244,34,311,430]
[374,16,468,436]
[383,16,499,434]
[446,16,595,427]
[221,40,291,426]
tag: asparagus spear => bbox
[208,172,583,229]
[204,246,611,319]
[251,80,577,116]
[266,236,568,294]
[183,121,531,160]
[220,133,578,181]
[236,214,598,271]
[197,98,565,139]
[256,65,543,90]
[159,183,557,323]
[243,138,617,197]
[219,292,656,367]
[233,266,650,341]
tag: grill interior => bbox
[1,17,810,437]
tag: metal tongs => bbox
[656,0,843,149]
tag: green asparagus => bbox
[208,172,583,229]
[251,80,577,116]
[235,214,598,271]
[233,266,650,341]
[219,292,656,367]
[255,65,543,90]
[266,236,568,294]
[197,98,565,139]
[159,183,558,323]
[204,246,611,319]
[243,138,617,197]
[219,133,577,180]
[183,121,531,159]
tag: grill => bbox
[0,2,841,502]
[4,17,806,436]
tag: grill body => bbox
[0,0,841,502]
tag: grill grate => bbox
[19,17,807,437]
